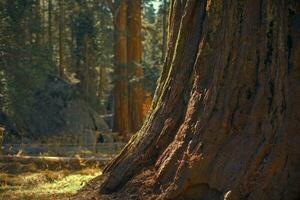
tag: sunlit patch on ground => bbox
[0,168,102,200]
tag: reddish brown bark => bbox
[127,0,145,133]
[113,0,130,137]
[113,0,145,137]
[76,0,300,199]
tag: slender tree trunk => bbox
[0,127,3,155]
[58,0,65,77]
[35,1,41,45]
[70,25,75,74]
[98,66,103,101]
[70,0,300,200]
[84,35,90,101]
[113,0,130,138]
[48,0,52,52]
[41,0,46,44]
[127,0,145,133]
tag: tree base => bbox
[74,0,300,199]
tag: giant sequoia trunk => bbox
[113,0,145,136]
[127,0,145,133]
[81,0,300,199]
[113,0,130,136]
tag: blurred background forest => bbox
[0,0,168,145]
[0,1,168,198]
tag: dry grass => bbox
[0,168,102,200]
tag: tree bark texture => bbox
[128,0,145,133]
[113,0,130,137]
[94,0,300,199]
[162,0,168,62]
[113,0,145,137]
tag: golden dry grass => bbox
[0,168,101,200]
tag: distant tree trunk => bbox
[84,35,90,101]
[0,127,3,155]
[94,0,300,200]
[98,66,104,101]
[58,0,65,77]
[35,1,42,44]
[83,34,97,105]
[113,0,130,137]
[48,0,52,51]
[127,0,145,133]
[40,0,46,44]
[43,0,47,44]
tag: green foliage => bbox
[0,0,55,126]
[69,1,113,110]
[94,3,114,105]
[0,0,166,135]
[142,0,168,92]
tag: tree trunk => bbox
[42,0,47,44]
[0,127,3,155]
[113,0,130,137]
[87,0,300,199]
[58,0,65,77]
[162,0,168,62]
[48,0,52,51]
[127,0,145,133]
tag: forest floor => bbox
[0,167,102,200]
[0,142,125,199]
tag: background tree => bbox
[112,0,130,137]
[112,0,151,137]
[47,0,52,51]
[142,0,169,93]
[71,1,98,107]
[95,1,114,107]
[58,0,65,77]
[128,0,145,133]
[0,0,167,139]
[0,0,55,131]
[76,0,300,199]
